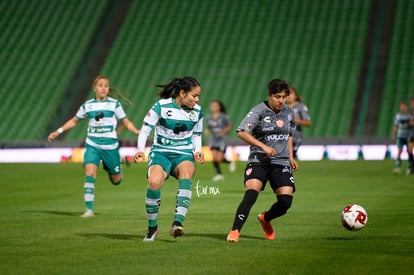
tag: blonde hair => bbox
[93,75,131,105]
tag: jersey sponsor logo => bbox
[276,120,284,128]
[160,137,190,146]
[89,126,113,133]
[173,123,188,134]
[290,176,294,183]
[264,116,271,123]
[265,134,289,141]
[282,166,291,173]
[263,127,274,131]
[166,110,172,117]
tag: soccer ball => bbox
[341,204,368,231]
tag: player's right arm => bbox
[48,117,80,142]
[237,131,275,157]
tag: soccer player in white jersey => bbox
[48,76,140,217]
[227,79,298,242]
[135,76,205,242]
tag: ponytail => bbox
[156,76,200,99]
[109,87,132,106]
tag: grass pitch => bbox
[1,160,413,274]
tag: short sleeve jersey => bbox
[393,112,410,138]
[144,97,203,155]
[237,102,295,166]
[76,97,126,150]
[291,102,311,132]
[206,113,232,141]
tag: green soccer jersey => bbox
[143,98,203,155]
[394,112,410,138]
[76,97,126,150]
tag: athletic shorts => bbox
[84,144,121,175]
[148,150,194,178]
[244,162,295,192]
[396,137,408,148]
[209,139,227,153]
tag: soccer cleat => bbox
[212,174,224,181]
[258,212,275,240]
[80,209,95,218]
[226,229,240,242]
[143,226,158,242]
[229,161,236,172]
[170,224,184,238]
[406,168,412,176]
[392,168,401,175]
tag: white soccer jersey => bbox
[76,97,126,150]
[143,98,203,155]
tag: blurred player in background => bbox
[135,76,204,242]
[287,86,311,158]
[407,98,414,175]
[205,100,236,181]
[391,101,411,175]
[226,79,298,242]
[48,75,140,217]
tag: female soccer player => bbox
[226,78,298,242]
[287,86,311,158]
[205,100,236,181]
[391,101,411,175]
[48,76,140,218]
[134,76,204,242]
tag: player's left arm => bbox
[121,118,140,135]
[288,135,298,171]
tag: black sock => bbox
[231,190,259,231]
[264,195,293,221]
[408,154,413,169]
[213,162,222,174]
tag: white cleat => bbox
[80,209,95,218]
[212,174,224,181]
[229,161,236,172]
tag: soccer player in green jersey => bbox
[135,76,204,241]
[391,101,411,175]
[48,76,140,217]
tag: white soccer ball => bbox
[341,204,368,231]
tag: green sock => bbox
[146,189,161,227]
[84,176,95,211]
[395,158,401,168]
[174,179,192,224]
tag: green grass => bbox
[1,160,413,274]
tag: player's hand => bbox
[290,157,299,172]
[134,152,145,163]
[47,132,59,142]
[194,152,205,164]
[262,145,276,157]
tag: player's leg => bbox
[170,158,196,237]
[211,148,224,181]
[258,166,295,240]
[101,147,122,185]
[407,138,413,175]
[394,138,403,174]
[227,163,265,242]
[143,152,170,241]
[81,145,100,218]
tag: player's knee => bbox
[110,174,122,186]
[277,194,293,213]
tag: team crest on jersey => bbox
[246,167,253,176]
[276,120,284,128]
[146,112,151,117]
[188,111,197,122]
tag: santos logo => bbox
[265,134,289,141]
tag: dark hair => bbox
[267,79,289,96]
[156,76,200,99]
[211,100,227,114]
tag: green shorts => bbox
[148,150,194,178]
[84,144,121,175]
[396,137,408,148]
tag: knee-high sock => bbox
[146,189,161,227]
[264,195,293,221]
[174,179,192,224]
[231,190,259,231]
[84,176,95,210]
[213,162,222,174]
[408,153,413,169]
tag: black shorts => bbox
[244,162,295,192]
[210,145,227,153]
